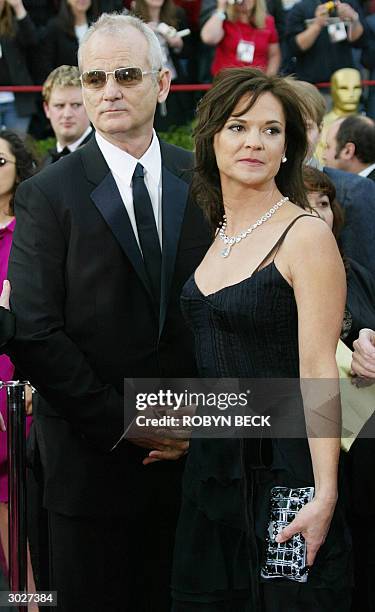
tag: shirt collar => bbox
[95,130,161,187]
[358,162,375,178]
[56,126,93,153]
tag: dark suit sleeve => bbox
[0,308,15,352]
[285,1,309,56]
[7,179,125,453]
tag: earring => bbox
[281,155,287,163]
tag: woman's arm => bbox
[266,42,281,75]
[275,216,346,566]
[200,1,226,45]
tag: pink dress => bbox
[0,218,32,503]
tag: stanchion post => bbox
[6,381,27,612]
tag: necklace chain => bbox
[218,196,289,258]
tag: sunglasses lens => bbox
[115,67,143,86]
[82,70,106,89]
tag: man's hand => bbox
[0,280,10,310]
[142,438,189,465]
[336,1,359,22]
[314,3,331,28]
[351,328,375,380]
[126,405,195,464]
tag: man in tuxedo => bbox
[8,13,209,612]
[42,65,92,166]
[323,115,375,181]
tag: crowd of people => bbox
[0,3,374,612]
[0,0,375,136]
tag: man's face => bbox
[80,28,170,145]
[44,86,90,146]
[323,121,344,169]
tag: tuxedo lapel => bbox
[91,173,152,298]
[80,139,152,298]
[159,165,189,335]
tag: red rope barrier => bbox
[0,80,374,93]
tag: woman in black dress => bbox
[170,68,351,611]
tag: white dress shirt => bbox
[358,162,375,179]
[57,126,93,153]
[95,130,162,249]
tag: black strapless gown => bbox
[171,224,352,612]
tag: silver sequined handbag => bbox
[260,486,314,583]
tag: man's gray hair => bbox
[78,13,163,73]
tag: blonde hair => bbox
[42,65,81,103]
[227,0,266,29]
[286,79,326,127]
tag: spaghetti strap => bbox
[253,214,316,275]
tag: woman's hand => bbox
[276,496,337,566]
[165,34,183,50]
[0,281,11,311]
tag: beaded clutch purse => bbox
[261,486,314,583]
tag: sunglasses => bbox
[80,67,161,90]
[0,156,15,167]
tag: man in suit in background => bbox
[8,13,209,612]
[323,115,375,182]
[42,65,92,166]
[323,166,375,276]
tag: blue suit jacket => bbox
[324,167,375,276]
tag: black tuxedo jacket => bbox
[42,130,93,167]
[8,137,211,517]
[0,308,15,351]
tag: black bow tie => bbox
[50,147,70,163]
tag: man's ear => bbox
[43,101,50,120]
[340,141,356,160]
[157,69,172,104]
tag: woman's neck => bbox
[222,183,283,234]
[73,10,88,26]
[0,197,14,227]
[148,7,161,22]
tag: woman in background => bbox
[303,165,375,349]
[0,0,38,133]
[201,0,280,77]
[40,0,99,80]
[0,129,35,587]
[133,0,194,129]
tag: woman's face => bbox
[236,0,255,15]
[0,138,17,203]
[213,92,286,191]
[306,191,334,229]
[305,119,321,161]
[144,0,164,10]
[67,0,91,13]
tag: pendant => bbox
[221,244,231,258]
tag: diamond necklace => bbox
[218,196,289,258]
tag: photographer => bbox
[285,0,368,86]
[200,0,281,76]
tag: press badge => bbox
[327,21,347,42]
[236,40,255,63]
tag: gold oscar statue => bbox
[316,68,362,163]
